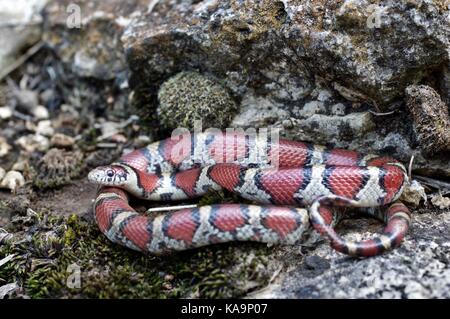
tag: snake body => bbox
[88,131,411,257]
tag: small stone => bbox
[431,194,450,210]
[0,137,11,157]
[400,180,427,207]
[16,134,50,153]
[15,89,39,111]
[0,171,25,192]
[36,120,54,136]
[50,133,75,148]
[0,167,5,180]
[0,106,12,119]
[33,105,50,119]
[11,158,29,172]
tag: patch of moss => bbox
[33,149,84,190]
[157,71,237,130]
[0,209,276,298]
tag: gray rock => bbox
[249,210,450,299]
[0,0,48,80]
[43,0,150,81]
[124,0,450,109]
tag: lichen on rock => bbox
[157,71,237,130]
[405,84,450,156]
[33,148,84,189]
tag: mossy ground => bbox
[0,195,277,299]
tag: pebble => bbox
[0,106,12,119]
[16,134,50,153]
[36,120,54,136]
[0,171,25,192]
[33,105,50,119]
[15,89,39,111]
[50,133,75,148]
[0,137,11,157]
[11,159,28,172]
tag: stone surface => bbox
[248,209,450,299]
[124,0,449,107]
[0,0,48,80]
[405,85,450,156]
[121,0,450,175]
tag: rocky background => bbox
[0,0,449,299]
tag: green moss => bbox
[157,71,237,130]
[0,209,276,298]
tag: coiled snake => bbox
[88,131,411,257]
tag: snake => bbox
[88,131,411,257]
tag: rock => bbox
[0,171,25,192]
[43,0,149,81]
[157,71,237,130]
[0,166,5,181]
[33,105,49,119]
[14,89,39,112]
[0,106,12,119]
[16,134,50,153]
[249,211,450,298]
[296,101,326,119]
[431,194,450,210]
[400,180,427,208]
[50,133,75,149]
[0,282,19,299]
[0,137,12,158]
[124,0,450,110]
[289,112,375,145]
[0,0,48,80]
[232,94,289,128]
[35,120,54,136]
[405,85,450,156]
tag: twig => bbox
[408,155,414,181]
[147,204,197,213]
[0,41,45,81]
[368,110,396,116]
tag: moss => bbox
[157,71,237,130]
[33,148,84,190]
[0,208,276,298]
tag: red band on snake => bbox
[88,131,411,257]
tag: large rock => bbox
[0,0,48,80]
[123,0,450,108]
[249,210,450,299]
[43,0,151,81]
[121,0,450,176]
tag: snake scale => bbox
[88,131,411,257]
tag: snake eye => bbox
[106,170,114,178]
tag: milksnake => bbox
[88,131,411,257]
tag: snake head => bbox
[88,165,129,186]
